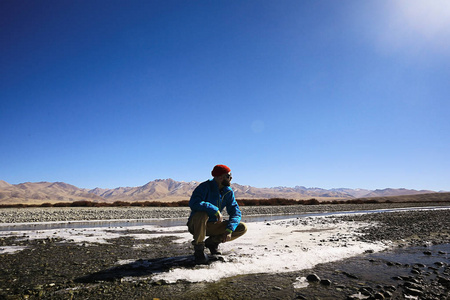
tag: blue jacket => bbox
[188,179,242,232]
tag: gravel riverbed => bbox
[1,202,448,224]
[0,203,449,299]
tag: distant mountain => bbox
[232,184,355,199]
[330,188,374,198]
[362,188,436,198]
[0,181,104,204]
[88,179,199,201]
[0,179,442,205]
[0,180,12,189]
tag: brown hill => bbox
[0,181,104,205]
[0,179,444,205]
[231,184,353,199]
[354,192,450,203]
[363,188,435,198]
[0,180,12,188]
[89,179,199,201]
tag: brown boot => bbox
[205,237,222,255]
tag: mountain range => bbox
[0,179,441,205]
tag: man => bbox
[187,164,247,264]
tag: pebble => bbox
[306,274,320,282]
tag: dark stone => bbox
[384,285,396,291]
[343,271,359,279]
[320,279,331,286]
[404,282,423,290]
[374,292,385,299]
[423,250,432,255]
[437,276,450,287]
[404,287,423,296]
[383,290,393,298]
[306,274,320,282]
[434,261,445,267]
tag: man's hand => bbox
[222,232,232,243]
[215,211,223,223]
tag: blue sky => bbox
[1,1,449,191]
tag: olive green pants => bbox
[187,211,247,245]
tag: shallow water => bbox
[1,205,449,232]
[298,243,450,299]
[0,218,187,232]
[370,243,450,266]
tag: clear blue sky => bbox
[1,1,449,191]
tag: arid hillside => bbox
[0,179,443,205]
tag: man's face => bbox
[221,172,232,187]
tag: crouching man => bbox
[187,164,247,264]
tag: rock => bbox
[306,274,320,282]
[295,294,307,300]
[404,287,423,296]
[343,271,359,279]
[373,292,385,299]
[437,276,450,287]
[384,285,396,291]
[382,290,393,298]
[153,280,168,286]
[347,292,370,300]
[423,250,432,255]
[359,286,374,295]
[320,279,331,286]
[404,282,423,290]
[434,261,445,267]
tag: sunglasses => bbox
[225,173,232,179]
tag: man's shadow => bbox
[75,255,223,283]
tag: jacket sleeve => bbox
[189,182,219,217]
[225,189,242,232]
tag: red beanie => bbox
[211,164,231,177]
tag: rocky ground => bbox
[0,203,449,299]
[1,202,449,224]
